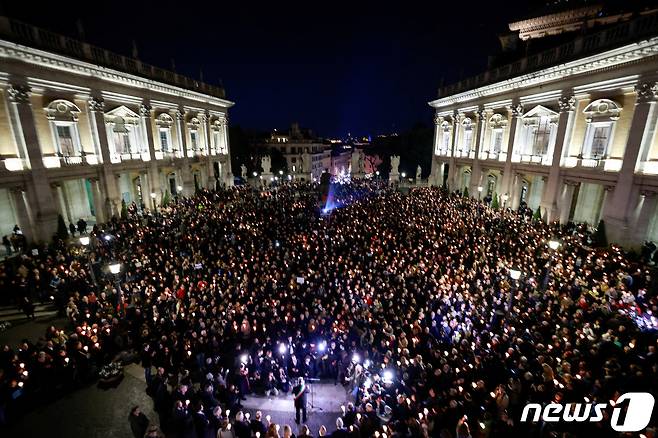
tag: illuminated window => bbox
[55,125,77,156]
[160,129,171,152]
[582,123,612,159]
[491,129,504,154]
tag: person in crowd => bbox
[129,405,149,438]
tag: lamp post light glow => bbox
[502,193,509,207]
[79,236,90,246]
[509,269,521,280]
[477,186,483,200]
[401,172,406,178]
[548,240,561,251]
[109,263,121,275]
[278,170,283,175]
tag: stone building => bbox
[0,16,233,243]
[428,5,658,247]
[265,123,330,181]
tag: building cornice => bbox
[0,39,235,109]
[429,37,658,109]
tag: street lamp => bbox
[278,170,283,175]
[109,262,121,275]
[401,172,406,178]
[108,262,123,316]
[176,185,183,194]
[502,193,509,208]
[509,269,521,280]
[78,236,97,287]
[253,172,258,177]
[79,236,90,246]
[150,192,157,211]
[548,240,561,251]
[477,186,483,200]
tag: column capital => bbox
[433,114,442,125]
[174,109,184,121]
[88,96,105,112]
[139,103,153,117]
[635,81,658,104]
[9,185,26,194]
[509,103,524,118]
[604,184,615,192]
[8,85,31,103]
[564,179,580,187]
[558,95,576,112]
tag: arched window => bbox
[581,99,622,159]
[45,99,82,158]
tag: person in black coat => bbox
[293,377,308,424]
[129,406,149,438]
[249,410,267,437]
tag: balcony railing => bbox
[437,11,658,98]
[0,16,227,99]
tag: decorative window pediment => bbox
[45,99,81,122]
[156,113,174,128]
[583,99,622,122]
[105,105,140,124]
[488,113,508,129]
[187,117,201,130]
[521,105,558,122]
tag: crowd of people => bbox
[0,180,657,438]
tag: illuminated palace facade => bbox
[0,16,234,243]
[429,6,658,247]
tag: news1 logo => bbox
[520,392,655,432]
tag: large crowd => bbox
[0,180,657,438]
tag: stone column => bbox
[89,178,106,224]
[469,108,486,196]
[631,191,658,245]
[8,84,58,242]
[219,114,233,186]
[89,96,121,218]
[558,180,578,225]
[540,95,576,223]
[10,187,34,241]
[140,103,161,203]
[604,82,657,245]
[429,114,442,187]
[446,112,460,190]
[500,104,522,199]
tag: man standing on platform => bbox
[293,377,308,424]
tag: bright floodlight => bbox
[382,370,394,384]
[278,343,286,354]
[253,172,258,177]
[548,240,560,250]
[401,172,406,178]
[352,353,360,363]
[477,186,483,192]
[509,269,521,280]
[150,192,157,199]
[318,341,327,352]
[79,236,90,246]
[108,263,121,275]
[240,354,248,364]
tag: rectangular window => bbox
[583,123,612,159]
[442,130,450,151]
[190,131,198,150]
[159,129,170,152]
[56,125,76,156]
[532,117,552,156]
[491,129,504,154]
[113,132,130,155]
[462,129,472,153]
[213,132,221,152]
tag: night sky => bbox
[3,0,537,137]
